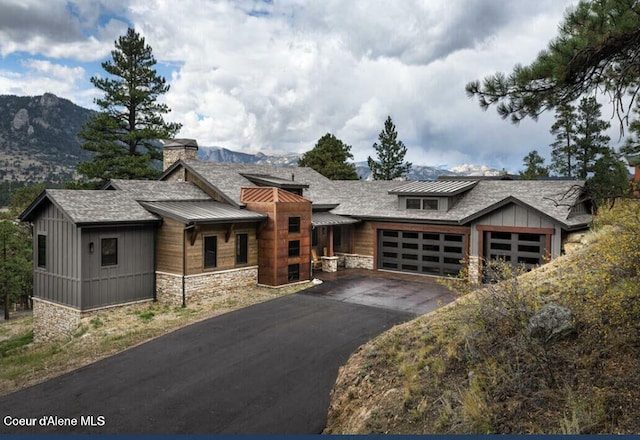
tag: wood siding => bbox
[245,200,311,286]
[353,221,375,256]
[156,217,185,274]
[81,225,155,310]
[470,202,561,257]
[185,223,259,275]
[32,202,82,308]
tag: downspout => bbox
[183,223,197,308]
[152,222,159,302]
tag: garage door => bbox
[378,230,465,276]
[483,231,545,271]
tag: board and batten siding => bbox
[32,202,82,308]
[80,225,155,310]
[469,202,562,258]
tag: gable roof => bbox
[330,180,590,229]
[105,179,210,201]
[161,161,338,208]
[20,190,160,225]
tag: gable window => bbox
[204,236,217,268]
[288,216,301,233]
[236,233,248,265]
[422,199,439,210]
[406,198,421,209]
[37,234,46,268]
[288,240,300,257]
[101,238,118,267]
[288,263,300,281]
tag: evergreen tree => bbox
[588,148,630,206]
[550,102,578,177]
[0,221,32,320]
[466,0,640,126]
[519,150,549,180]
[574,96,610,179]
[620,100,640,157]
[77,28,181,185]
[298,133,358,180]
[367,116,412,180]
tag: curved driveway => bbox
[0,274,453,434]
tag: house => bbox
[19,139,592,341]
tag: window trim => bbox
[287,263,300,281]
[288,216,301,234]
[236,233,249,265]
[37,233,46,269]
[288,240,300,257]
[101,237,118,267]
[203,235,218,269]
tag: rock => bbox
[527,303,576,343]
[12,108,29,130]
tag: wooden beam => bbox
[189,224,200,247]
[225,223,235,243]
[328,226,334,257]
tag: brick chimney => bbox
[163,139,198,171]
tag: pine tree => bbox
[0,221,31,320]
[367,116,412,180]
[466,0,640,126]
[574,96,610,179]
[519,150,549,180]
[589,148,630,206]
[298,133,358,180]
[550,102,578,178]
[77,28,181,185]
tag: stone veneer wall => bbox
[339,253,374,270]
[467,256,480,285]
[156,266,259,306]
[33,298,82,344]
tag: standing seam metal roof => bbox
[388,180,478,196]
[139,200,267,224]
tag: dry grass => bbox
[0,282,313,397]
[325,201,640,434]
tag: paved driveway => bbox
[0,274,453,434]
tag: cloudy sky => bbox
[2,0,621,172]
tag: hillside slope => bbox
[325,201,640,434]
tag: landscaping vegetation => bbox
[325,200,640,434]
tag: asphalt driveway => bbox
[0,274,453,434]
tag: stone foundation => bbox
[341,253,374,270]
[156,266,259,306]
[33,298,82,344]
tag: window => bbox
[37,234,46,268]
[288,240,300,257]
[101,238,118,266]
[204,236,217,268]
[236,233,248,265]
[422,199,439,210]
[288,263,300,281]
[406,198,421,209]
[288,216,301,233]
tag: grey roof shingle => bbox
[107,179,210,201]
[43,190,160,225]
[166,161,339,207]
[140,200,267,224]
[330,180,590,228]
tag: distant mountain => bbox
[0,93,94,184]
[198,146,503,180]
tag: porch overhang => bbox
[311,212,359,227]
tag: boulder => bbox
[527,303,576,343]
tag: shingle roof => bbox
[107,179,210,201]
[389,180,478,196]
[162,161,339,207]
[22,190,161,225]
[330,180,590,228]
[139,200,267,224]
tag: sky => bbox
[1,0,624,173]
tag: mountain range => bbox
[0,92,502,187]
